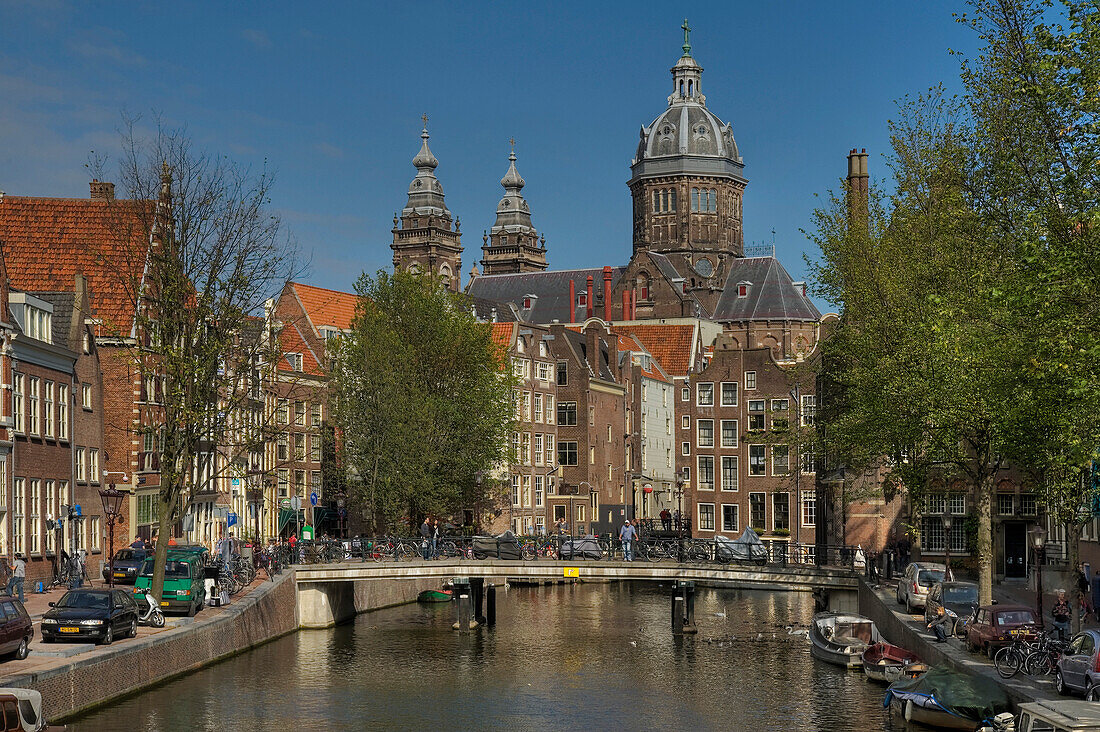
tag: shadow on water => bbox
[70,582,916,731]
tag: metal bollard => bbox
[679,580,697,634]
[471,577,485,624]
[486,583,496,627]
[672,596,685,634]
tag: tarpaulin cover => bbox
[472,531,523,560]
[560,536,602,559]
[883,667,1012,724]
[715,528,769,562]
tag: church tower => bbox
[480,141,548,275]
[391,117,463,292]
[628,21,746,268]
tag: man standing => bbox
[7,554,25,602]
[431,519,440,560]
[660,508,672,532]
[619,519,637,562]
[420,518,432,560]
[1052,589,1072,640]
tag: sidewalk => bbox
[991,580,1100,633]
[0,573,273,683]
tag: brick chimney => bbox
[90,179,115,200]
[846,148,869,227]
[607,327,619,379]
[585,275,594,319]
[568,279,576,323]
[602,266,613,320]
[584,322,600,376]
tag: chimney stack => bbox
[90,179,115,200]
[602,266,613,320]
[585,275,594,319]
[584,322,600,377]
[568,279,576,323]
[621,290,630,322]
[846,148,869,227]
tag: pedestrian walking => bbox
[660,508,672,532]
[6,554,26,602]
[1052,589,1072,640]
[431,519,440,560]
[619,519,637,562]
[420,518,432,560]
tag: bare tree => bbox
[95,118,300,601]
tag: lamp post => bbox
[676,470,688,563]
[98,484,125,588]
[942,513,953,583]
[1029,524,1048,630]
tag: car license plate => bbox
[160,601,169,606]
[59,627,79,633]
[1010,628,1026,637]
[114,573,126,578]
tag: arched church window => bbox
[669,189,677,212]
[687,80,693,96]
[709,189,718,212]
[679,81,685,97]
[653,191,660,212]
[691,188,700,212]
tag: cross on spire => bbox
[681,18,692,55]
[421,113,429,130]
[509,137,516,156]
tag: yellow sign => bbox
[563,567,580,578]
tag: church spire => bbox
[391,116,463,292]
[481,140,547,275]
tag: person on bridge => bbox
[420,518,432,560]
[619,519,638,562]
[660,509,671,532]
[431,519,440,560]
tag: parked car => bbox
[102,548,148,585]
[1055,630,1100,699]
[0,598,32,661]
[923,581,980,626]
[40,589,138,645]
[965,604,1039,657]
[133,552,205,616]
[896,562,946,613]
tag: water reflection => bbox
[71,583,907,731]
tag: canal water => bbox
[71,583,907,731]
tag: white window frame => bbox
[749,445,766,476]
[697,455,715,491]
[12,374,24,433]
[721,455,738,492]
[697,502,715,532]
[720,419,738,448]
[721,504,739,533]
[696,419,714,448]
[696,382,714,407]
[771,445,789,476]
[57,384,69,440]
[801,490,816,527]
[744,371,757,390]
[720,382,738,407]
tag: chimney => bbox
[621,290,630,322]
[846,148,869,227]
[89,179,115,200]
[608,328,619,378]
[629,290,637,321]
[585,275,594,319]
[568,279,576,323]
[584,322,600,376]
[602,266,613,320]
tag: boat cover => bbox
[472,531,523,560]
[883,667,1012,725]
[560,536,602,559]
[715,528,769,562]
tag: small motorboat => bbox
[861,642,924,683]
[810,612,881,668]
[0,687,67,730]
[416,588,453,603]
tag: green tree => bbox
[331,269,514,533]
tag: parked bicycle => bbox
[993,633,1041,679]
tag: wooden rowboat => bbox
[417,589,453,603]
[861,642,924,683]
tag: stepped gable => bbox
[711,256,820,322]
[0,195,151,335]
[466,267,625,325]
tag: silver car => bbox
[1056,630,1100,699]
[896,562,947,614]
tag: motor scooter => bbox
[137,587,166,628]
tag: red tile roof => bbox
[491,322,514,350]
[613,324,697,377]
[290,282,358,333]
[278,321,324,377]
[0,196,151,334]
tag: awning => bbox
[278,509,304,531]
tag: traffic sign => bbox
[290,496,302,511]
[564,567,579,578]
[310,492,318,507]
[227,512,238,528]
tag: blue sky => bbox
[0,1,976,310]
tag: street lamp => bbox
[676,469,688,563]
[98,484,125,588]
[1029,524,1048,629]
[942,513,953,583]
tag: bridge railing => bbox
[290,536,862,573]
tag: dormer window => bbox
[737,283,751,298]
[10,294,53,344]
[286,353,303,371]
[577,292,587,307]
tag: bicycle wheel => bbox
[1024,650,1053,676]
[952,619,968,639]
[687,543,709,565]
[521,543,536,561]
[994,646,1022,679]
[395,543,415,561]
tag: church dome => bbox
[629,26,745,185]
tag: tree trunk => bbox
[150,486,180,602]
[977,474,994,607]
[1069,521,1082,633]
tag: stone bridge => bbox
[293,559,860,627]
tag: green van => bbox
[133,551,206,616]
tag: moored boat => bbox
[417,589,453,603]
[885,666,1012,731]
[809,612,881,668]
[861,641,924,683]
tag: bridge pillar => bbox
[486,584,496,627]
[672,596,685,634]
[471,577,486,624]
[297,582,357,629]
[678,580,698,634]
